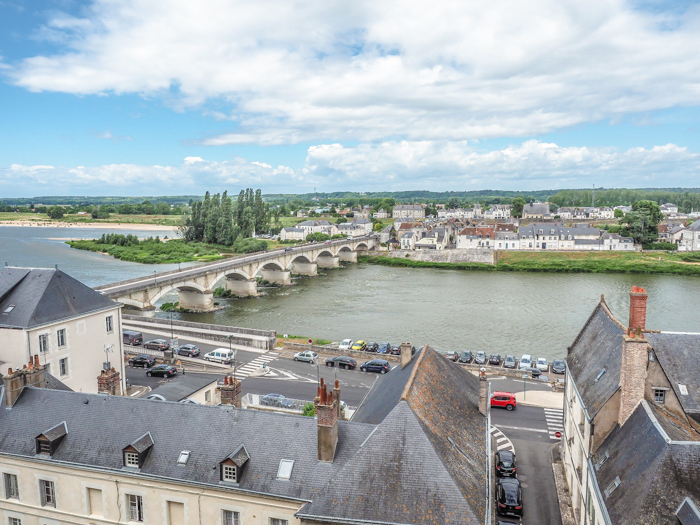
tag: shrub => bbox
[302,402,316,417]
[643,242,677,251]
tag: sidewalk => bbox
[517,389,564,409]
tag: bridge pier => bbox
[292,261,318,276]
[338,251,357,263]
[226,278,258,297]
[262,269,292,286]
[317,255,340,269]
[178,289,215,311]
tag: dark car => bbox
[520,366,542,378]
[325,356,357,370]
[496,478,523,517]
[474,351,488,365]
[129,354,156,368]
[177,344,200,357]
[366,342,379,353]
[503,355,517,369]
[445,351,459,362]
[146,364,177,378]
[261,393,295,408]
[361,359,391,374]
[552,359,567,374]
[495,450,517,478]
[459,351,472,363]
[284,247,293,252]
[143,339,170,351]
[489,354,502,366]
[122,330,143,346]
[377,342,391,354]
[390,344,402,355]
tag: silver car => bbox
[294,351,318,363]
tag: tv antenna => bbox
[103,343,114,370]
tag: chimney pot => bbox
[33,355,40,367]
[628,286,648,334]
[7,368,12,375]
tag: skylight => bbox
[177,451,191,465]
[3,305,15,314]
[277,459,294,480]
[594,368,607,382]
[679,384,689,396]
[604,476,621,498]
[595,451,610,470]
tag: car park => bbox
[325,356,357,370]
[122,330,143,346]
[351,340,367,351]
[203,348,234,364]
[143,339,170,351]
[294,351,318,362]
[366,342,379,353]
[474,351,488,365]
[535,357,549,372]
[459,351,472,363]
[390,344,403,355]
[495,450,517,478]
[503,355,516,369]
[377,342,390,354]
[146,364,177,378]
[519,354,532,369]
[338,339,354,350]
[261,393,295,408]
[177,344,201,357]
[489,354,502,366]
[552,359,567,374]
[445,351,459,362]
[129,354,156,368]
[491,392,517,411]
[495,478,523,518]
[360,359,391,374]
[520,366,541,378]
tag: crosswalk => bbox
[490,426,515,453]
[544,408,564,440]
[235,354,278,378]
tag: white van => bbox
[519,354,533,369]
[204,348,234,364]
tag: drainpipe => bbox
[485,379,492,525]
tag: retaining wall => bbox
[282,341,402,362]
[378,248,495,265]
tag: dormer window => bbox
[220,444,249,485]
[35,421,67,456]
[125,451,140,467]
[222,464,237,482]
[123,432,154,469]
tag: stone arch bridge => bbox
[95,236,377,311]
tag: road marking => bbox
[230,354,279,378]
[494,424,551,434]
[490,425,514,453]
[130,391,141,397]
[544,408,565,439]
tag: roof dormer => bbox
[219,444,250,485]
[35,421,67,456]
[123,432,154,469]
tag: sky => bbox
[1,0,699,197]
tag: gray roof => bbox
[688,219,700,232]
[130,431,155,453]
[41,421,67,441]
[394,205,423,211]
[0,267,117,329]
[567,301,625,419]
[592,401,700,525]
[523,202,550,215]
[676,498,700,525]
[146,375,218,402]
[282,227,304,233]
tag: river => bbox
[2,225,699,360]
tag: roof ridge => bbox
[400,344,429,400]
[598,296,627,331]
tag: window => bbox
[653,388,667,404]
[88,487,103,516]
[39,334,49,354]
[223,510,240,525]
[3,305,15,314]
[128,494,144,522]
[57,329,66,347]
[205,390,211,403]
[277,459,294,480]
[270,519,289,525]
[106,316,114,333]
[222,464,237,482]
[4,473,19,499]
[39,479,55,507]
[125,452,140,467]
[59,358,68,377]
[38,440,51,455]
[9,518,21,525]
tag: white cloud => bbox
[7,0,700,144]
[2,141,698,196]
[91,130,133,143]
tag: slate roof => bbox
[688,219,700,232]
[523,202,550,215]
[146,375,218,402]
[41,421,68,441]
[592,401,700,525]
[0,267,118,329]
[676,498,700,525]
[567,300,625,419]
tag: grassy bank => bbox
[360,251,700,276]
[67,238,225,264]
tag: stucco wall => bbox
[382,249,495,265]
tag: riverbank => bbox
[0,219,178,231]
[361,250,700,276]
[67,238,225,264]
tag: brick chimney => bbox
[400,342,412,369]
[479,368,488,416]
[97,367,122,396]
[220,376,242,407]
[3,356,46,408]
[619,287,649,426]
[315,378,339,462]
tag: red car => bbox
[491,392,517,411]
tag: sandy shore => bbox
[0,220,178,232]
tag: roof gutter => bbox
[0,303,122,331]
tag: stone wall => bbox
[376,248,495,265]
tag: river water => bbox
[2,225,699,360]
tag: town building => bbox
[562,287,700,525]
[601,233,635,251]
[280,227,305,241]
[558,207,614,220]
[296,220,337,237]
[0,267,125,395]
[415,228,448,250]
[455,225,496,250]
[518,223,606,251]
[494,231,520,250]
[678,219,700,251]
[392,204,425,219]
[522,202,551,219]
[484,204,512,220]
[373,208,388,219]
[350,218,373,235]
[660,203,680,215]
[337,223,365,238]
[399,231,416,250]
[145,375,219,405]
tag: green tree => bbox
[614,209,624,218]
[47,206,64,219]
[511,196,526,218]
[619,200,663,245]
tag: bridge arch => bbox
[260,261,285,272]
[150,280,208,306]
[355,242,369,251]
[315,250,335,259]
[339,246,353,252]
[289,255,312,265]
[223,270,253,281]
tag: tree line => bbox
[549,189,700,212]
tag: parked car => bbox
[177,344,200,357]
[122,330,143,346]
[519,354,533,369]
[351,340,367,351]
[377,342,391,354]
[459,351,473,363]
[495,478,523,518]
[284,247,293,252]
[146,364,177,378]
[491,391,517,411]
[293,351,318,363]
[445,351,459,362]
[261,393,295,408]
[360,359,391,374]
[552,359,567,374]
[325,356,357,370]
[537,375,550,383]
[390,344,402,355]
[503,355,517,369]
[338,339,354,350]
[366,342,379,353]
[203,348,234,364]
[495,450,517,478]
[474,351,488,365]
[129,354,156,368]
[143,339,170,351]
[489,354,502,366]
[535,357,549,372]
[520,366,541,378]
